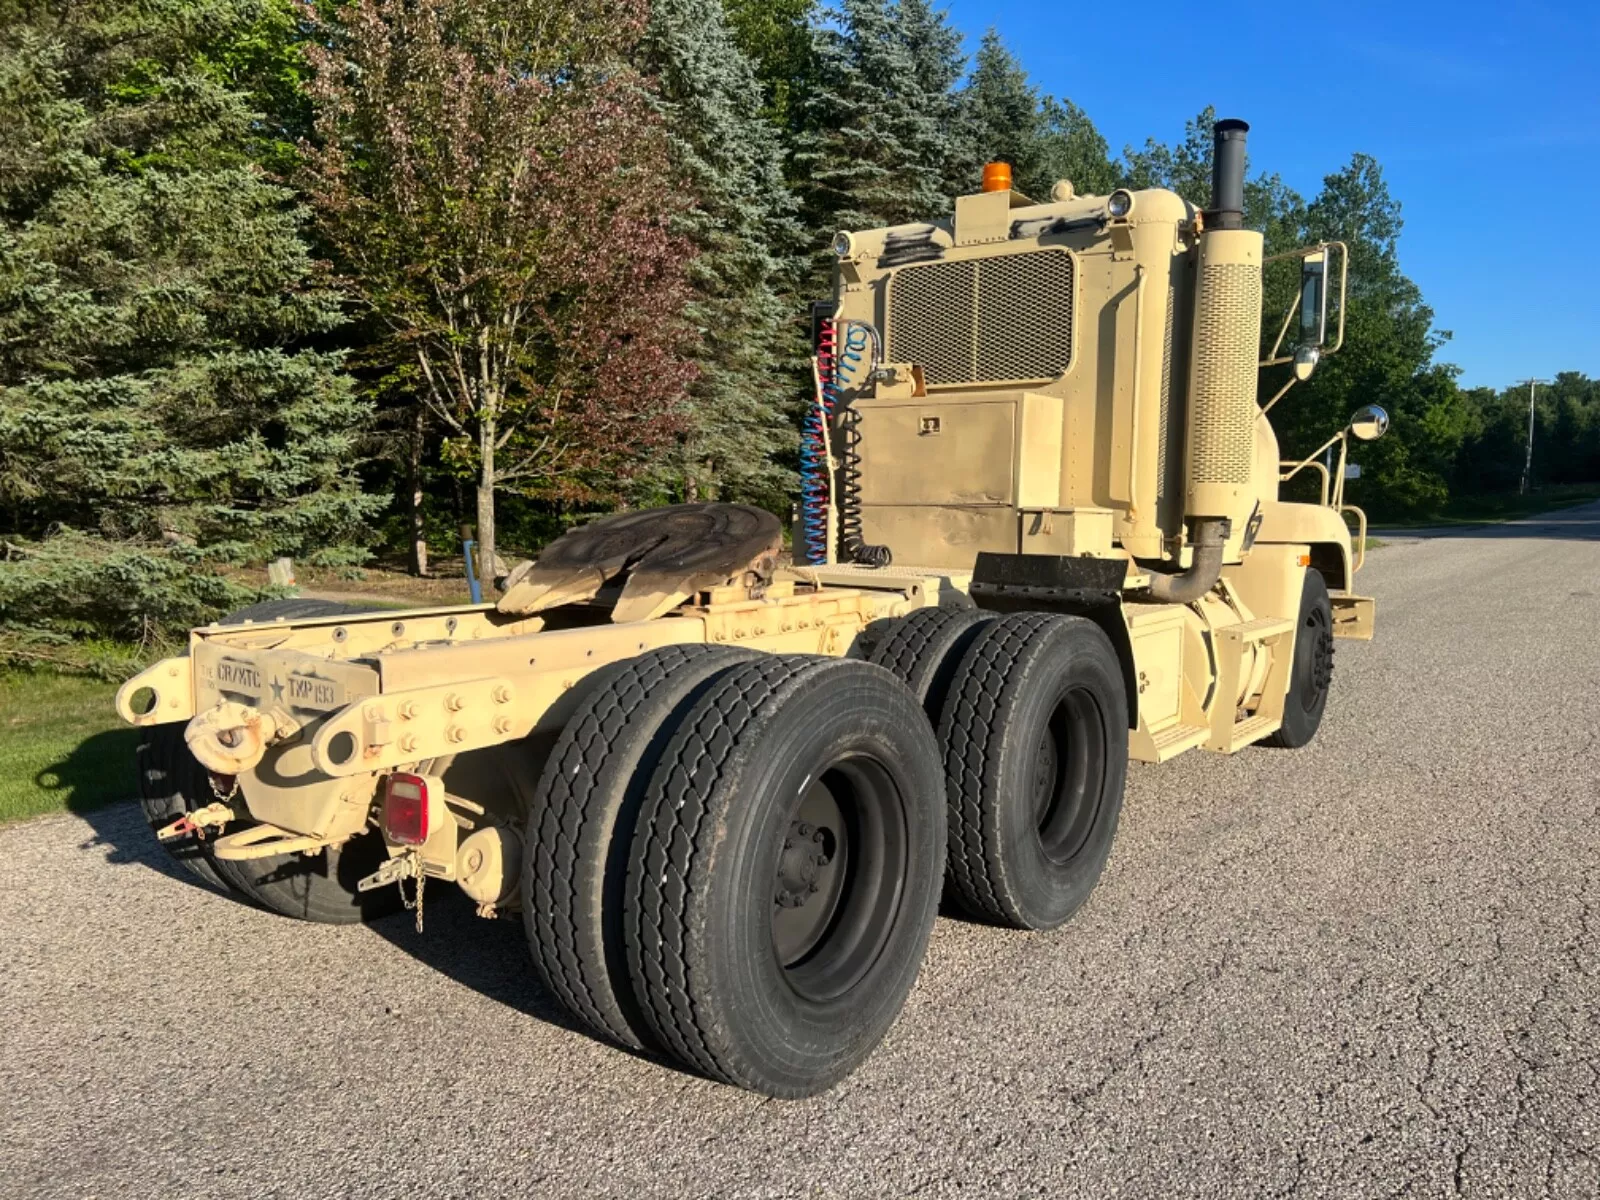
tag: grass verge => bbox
[0,670,135,825]
[1378,484,1600,529]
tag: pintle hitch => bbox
[358,850,427,932]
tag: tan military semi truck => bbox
[117,118,1383,1099]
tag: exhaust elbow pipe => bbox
[1144,517,1229,604]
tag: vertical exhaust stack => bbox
[1183,119,1263,523]
[1207,118,1250,230]
[1148,119,1262,602]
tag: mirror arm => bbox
[1266,280,1301,364]
[1259,375,1297,418]
[1282,430,1345,483]
[1279,458,1330,506]
[1333,431,1351,509]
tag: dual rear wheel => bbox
[523,609,1132,1096]
[524,651,944,1096]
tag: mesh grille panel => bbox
[888,250,1073,385]
[1157,287,1175,507]
[886,261,976,385]
[1189,262,1261,485]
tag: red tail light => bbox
[384,773,430,845]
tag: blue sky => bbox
[940,0,1600,389]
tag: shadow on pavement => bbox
[69,791,209,888]
[61,773,658,1060]
[359,887,606,1045]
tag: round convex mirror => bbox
[1349,404,1390,442]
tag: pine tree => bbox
[790,0,965,275]
[720,0,816,127]
[956,30,1042,192]
[956,31,1116,200]
[1036,97,1118,197]
[0,0,381,664]
[640,0,804,506]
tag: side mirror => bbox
[1299,251,1329,349]
[1292,344,1320,381]
[1349,404,1390,442]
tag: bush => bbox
[0,531,265,674]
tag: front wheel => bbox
[1265,569,1334,749]
[624,657,946,1098]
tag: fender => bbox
[1255,499,1352,592]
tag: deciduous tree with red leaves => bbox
[300,0,696,578]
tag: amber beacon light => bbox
[981,161,1013,193]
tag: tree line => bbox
[1,0,1594,669]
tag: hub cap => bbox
[1033,688,1110,865]
[1301,607,1334,711]
[770,757,909,1003]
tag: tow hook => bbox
[155,801,236,842]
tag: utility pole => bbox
[1518,378,1549,495]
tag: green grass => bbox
[0,670,137,824]
[1378,483,1600,529]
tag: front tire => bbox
[940,613,1129,931]
[1265,569,1334,749]
[624,657,946,1097]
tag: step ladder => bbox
[1206,616,1295,753]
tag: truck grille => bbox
[887,250,1074,386]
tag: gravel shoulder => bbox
[3,505,1598,1198]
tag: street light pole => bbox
[1518,378,1549,495]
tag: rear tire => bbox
[868,606,995,720]
[625,657,945,1097]
[137,724,234,892]
[137,598,401,923]
[940,613,1128,931]
[522,644,755,1049]
[1265,569,1333,749]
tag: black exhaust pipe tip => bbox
[1208,118,1249,230]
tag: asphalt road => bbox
[4,505,1599,1199]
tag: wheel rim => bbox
[1298,607,1334,713]
[1033,687,1110,865]
[771,755,908,1003]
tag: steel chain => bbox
[398,849,425,934]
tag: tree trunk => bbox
[408,406,429,577]
[476,416,497,588]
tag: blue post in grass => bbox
[462,537,483,604]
